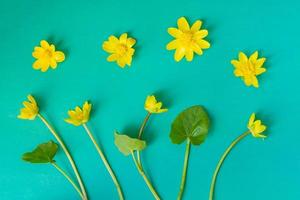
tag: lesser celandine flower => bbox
[32,40,65,72]
[247,113,267,138]
[231,51,266,88]
[209,113,267,200]
[65,101,124,200]
[65,102,92,126]
[102,33,136,68]
[167,17,210,62]
[18,95,39,120]
[144,95,168,114]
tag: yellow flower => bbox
[65,101,92,126]
[102,33,136,68]
[166,17,210,62]
[18,95,39,120]
[247,113,267,138]
[231,51,266,88]
[32,40,65,72]
[144,95,168,114]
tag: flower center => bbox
[180,32,194,46]
[43,49,53,59]
[116,44,128,55]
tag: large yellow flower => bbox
[231,51,266,88]
[102,33,136,68]
[32,40,65,72]
[166,17,210,62]
[65,101,92,126]
[144,95,168,114]
[18,95,39,120]
[247,113,267,138]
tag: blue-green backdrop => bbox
[0,0,299,199]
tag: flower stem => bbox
[82,123,124,200]
[131,152,160,200]
[177,139,191,200]
[37,114,87,200]
[137,112,151,164]
[51,162,84,199]
[209,131,250,200]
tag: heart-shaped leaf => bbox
[170,105,210,145]
[114,131,146,156]
[22,141,58,163]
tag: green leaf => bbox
[114,131,146,156]
[170,105,210,145]
[22,141,58,163]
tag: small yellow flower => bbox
[65,101,92,126]
[247,113,267,138]
[18,95,39,120]
[32,40,65,72]
[231,51,266,88]
[144,95,168,114]
[166,17,210,62]
[102,33,136,68]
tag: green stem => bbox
[209,131,250,200]
[51,162,84,199]
[37,114,87,200]
[177,139,191,200]
[82,124,124,200]
[131,152,160,200]
[137,112,151,164]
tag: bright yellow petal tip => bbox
[32,40,65,72]
[102,33,136,68]
[166,17,210,62]
[144,95,168,114]
[65,101,92,126]
[18,95,39,120]
[247,113,267,138]
[231,51,266,88]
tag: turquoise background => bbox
[0,0,299,199]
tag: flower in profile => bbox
[18,95,39,120]
[166,17,210,62]
[247,113,267,138]
[102,33,136,68]
[32,40,65,72]
[65,101,92,126]
[144,95,168,114]
[231,51,266,88]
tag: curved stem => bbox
[82,124,124,200]
[37,114,87,200]
[131,152,160,200]
[209,131,250,200]
[137,112,151,164]
[51,162,84,199]
[177,139,191,200]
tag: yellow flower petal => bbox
[238,52,248,63]
[255,58,266,68]
[107,54,118,62]
[166,40,178,50]
[185,50,194,61]
[191,43,203,55]
[191,20,202,32]
[197,39,210,49]
[168,28,182,38]
[127,38,136,47]
[54,51,65,62]
[144,95,168,114]
[194,30,208,39]
[249,51,258,62]
[65,101,92,126]
[40,40,49,49]
[119,33,128,44]
[177,17,190,31]
[174,48,185,62]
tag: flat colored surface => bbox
[0,0,299,199]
